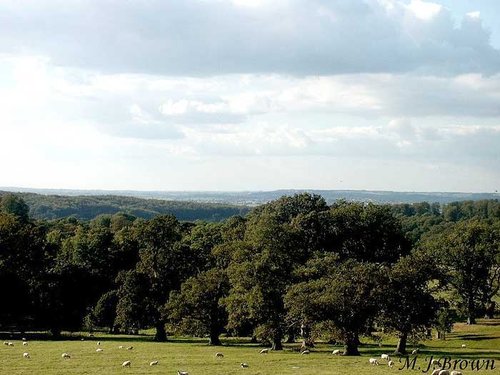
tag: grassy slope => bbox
[1,320,499,375]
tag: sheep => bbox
[177,371,189,375]
[369,358,379,365]
[301,349,310,355]
[118,345,124,349]
[23,342,28,346]
[3,341,8,346]
[412,349,419,355]
[96,348,104,352]
[215,352,224,358]
[388,360,394,368]
[439,370,450,375]
[122,360,131,367]
[332,349,342,355]
[259,348,270,354]
[241,363,249,368]
[23,352,30,359]
[97,341,101,346]
[461,344,466,348]
[381,354,390,360]
[149,360,159,366]
[61,353,71,359]
[7,342,14,346]
[450,371,462,375]
[126,346,134,350]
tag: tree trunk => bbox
[343,332,360,356]
[50,327,61,339]
[395,332,407,354]
[250,335,258,343]
[271,329,283,351]
[286,326,295,343]
[467,295,476,324]
[485,301,496,319]
[154,322,167,342]
[208,326,222,346]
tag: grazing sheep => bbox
[62,353,71,359]
[96,348,104,352]
[177,371,189,375]
[118,345,124,349]
[23,342,28,346]
[381,354,390,360]
[215,352,224,358]
[241,363,249,368]
[388,360,394,368]
[412,349,419,355]
[97,341,101,345]
[439,370,450,375]
[23,352,30,359]
[369,358,379,365]
[149,360,159,366]
[450,371,462,375]
[126,346,134,350]
[259,348,270,354]
[3,341,9,346]
[461,344,466,348]
[301,349,310,355]
[122,360,131,367]
[7,342,14,346]
[332,349,342,355]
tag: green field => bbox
[1,320,499,375]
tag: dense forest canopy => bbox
[0,193,498,356]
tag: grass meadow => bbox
[1,320,499,375]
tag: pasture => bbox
[1,320,499,375]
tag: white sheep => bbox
[215,352,224,358]
[7,342,14,346]
[388,360,394,368]
[3,341,8,346]
[412,349,419,355]
[177,371,189,375]
[301,349,310,355]
[241,363,249,368]
[150,360,159,366]
[118,345,124,349]
[259,348,270,354]
[23,342,28,346]
[61,353,71,359]
[96,348,104,352]
[369,358,379,365]
[126,346,134,350]
[97,341,101,345]
[450,371,462,375]
[122,360,131,367]
[381,353,390,360]
[23,352,30,359]
[439,370,450,375]
[461,344,466,348]
[332,349,342,355]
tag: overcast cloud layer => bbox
[0,0,499,192]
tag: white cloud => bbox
[406,0,442,21]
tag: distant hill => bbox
[0,191,250,222]
[1,188,499,221]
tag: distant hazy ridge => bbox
[1,187,499,222]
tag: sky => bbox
[0,0,499,192]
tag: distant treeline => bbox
[0,191,250,222]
